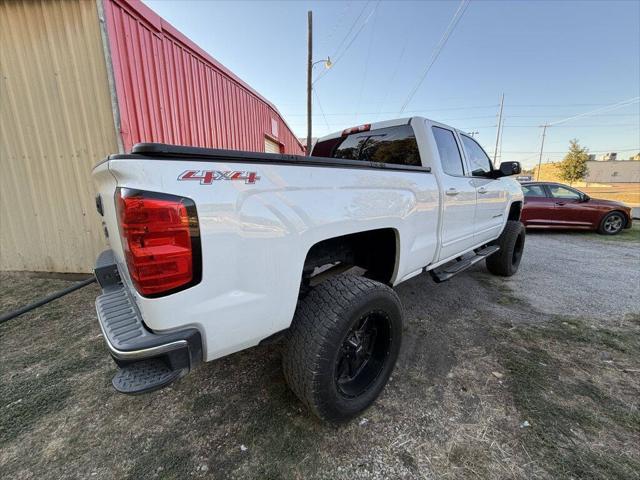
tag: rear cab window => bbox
[432,126,465,176]
[312,124,422,167]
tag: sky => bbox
[144,0,640,168]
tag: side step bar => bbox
[430,245,500,283]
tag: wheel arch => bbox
[507,200,523,222]
[301,227,400,287]
[602,209,630,228]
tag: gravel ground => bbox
[505,229,640,320]
[1,226,639,479]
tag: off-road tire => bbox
[486,220,525,277]
[597,211,626,235]
[282,274,403,423]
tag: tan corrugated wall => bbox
[0,0,119,273]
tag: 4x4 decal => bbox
[178,170,260,185]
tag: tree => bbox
[558,139,589,185]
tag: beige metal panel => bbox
[0,0,119,273]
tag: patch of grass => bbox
[0,348,103,444]
[595,222,640,243]
[493,317,640,479]
[125,432,194,480]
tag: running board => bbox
[430,245,500,283]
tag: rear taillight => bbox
[116,188,201,297]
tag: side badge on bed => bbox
[178,170,260,185]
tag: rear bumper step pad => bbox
[94,249,202,394]
[112,359,187,395]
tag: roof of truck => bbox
[315,117,414,143]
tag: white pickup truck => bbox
[92,117,524,422]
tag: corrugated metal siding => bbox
[0,0,118,273]
[104,0,304,154]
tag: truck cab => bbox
[313,118,523,264]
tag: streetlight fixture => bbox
[313,57,332,69]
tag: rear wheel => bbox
[598,211,625,235]
[486,220,525,277]
[282,274,402,423]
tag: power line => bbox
[398,0,471,113]
[506,113,639,118]
[291,122,638,129]
[319,1,353,49]
[327,1,370,62]
[504,123,639,128]
[314,2,377,84]
[313,88,331,132]
[374,22,411,120]
[500,148,640,154]
[546,97,640,126]
[355,0,381,123]
[283,104,500,117]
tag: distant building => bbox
[533,159,640,185]
[585,160,640,184]
[592,152,640,162]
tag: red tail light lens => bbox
[116,188,201,297]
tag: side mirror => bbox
[582,194,590,202]
[497,161,521,177]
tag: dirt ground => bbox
[1,226,639,480]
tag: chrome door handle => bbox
[445,188,459,196]
[478,187,488,194]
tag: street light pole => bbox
[306,11,313,156]
[493,93,504,165]
[536,124,548,181]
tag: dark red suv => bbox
[520,182,632,235]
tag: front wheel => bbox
[598,211,625,235]
[486,220,525,277]
[282,274,403,423]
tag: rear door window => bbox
[313,125,422,167]
[548,185,581,200]
[432,126,464,176]
[522,185,547,197]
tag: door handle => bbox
[478,187,488,194]
[445,188,459,196]
[555,201,566,206]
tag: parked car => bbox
[520,181,632,235]
[92,117,524,423]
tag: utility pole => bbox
[306,11,313,156]
[493,93,504,165]
[536,124,548,181]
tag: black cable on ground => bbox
[0,277,97,325]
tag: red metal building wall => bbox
[103,0,304,155]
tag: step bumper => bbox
[94,250,202,393]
